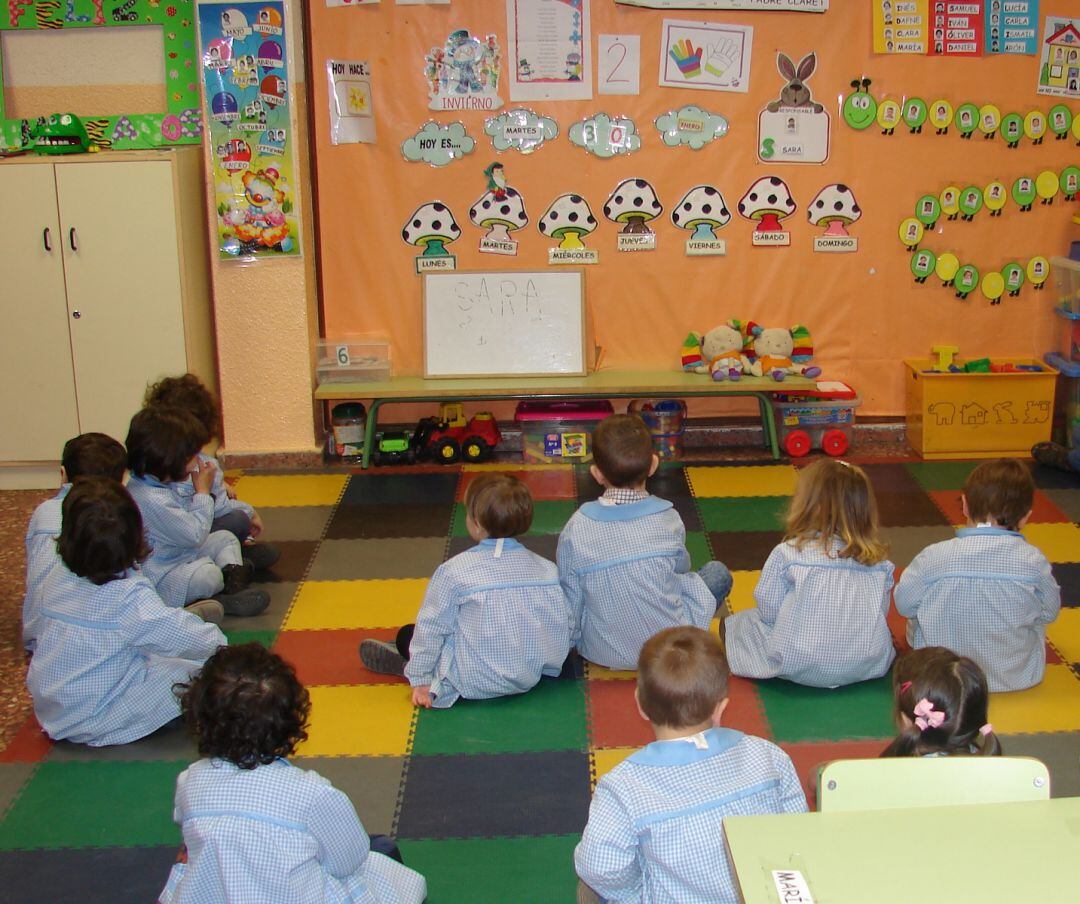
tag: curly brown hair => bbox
[145,373,221,442]
[176,644,310,769]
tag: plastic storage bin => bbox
[628,400,687,460]
[904,358,1058,459]
[1053,306,1080,363]
[1051,257,1080,315]
[515,400,614,463]
[1045,353,1080,449]
[772,395,861,458]
[317,334,390,383]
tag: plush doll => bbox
[744,323,822,381]
[688,321,747,381]
[681,333,705,371]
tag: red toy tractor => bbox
[412,403,501,464]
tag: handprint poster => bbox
[658,20,753,93]
[507,0,592,101]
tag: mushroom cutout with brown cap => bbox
[470,188,529,243]
[671,185,731,241]
[603,178,663,235]
[807,184,861,236]
[538,194,597,250]
[402,202,461,257]
[738,176,797,233]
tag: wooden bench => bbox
[314,369,815,468]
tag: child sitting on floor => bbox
[881,647,1001,757]
[575,626,807,904]
[125,407,269,617]
[144,373,278,569]
[27,478,225,747]
[23,432,126,649]
[558,414,732,670]
[160,644,426,903]
[360,473,573,708]
[725,458,896,688]
[895,458,1060,691]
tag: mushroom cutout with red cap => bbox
[671,185,731,241]
[808,183,861,236]
[738,176,797,233]
[603,178,663,235]
[470,187,529,245]
[538,194,597,250]
[402,202,461,257]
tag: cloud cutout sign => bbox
[402,121,476,167]
[484,108,558,154]
[655,105,729,150]
[568,113,641,159]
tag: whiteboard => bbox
[422,271,586,378]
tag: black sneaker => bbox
[214,587,270,617]
[243,541,281,571]
[1032,441,1074,472]
[221,563,254,594]
[360,639,406,676]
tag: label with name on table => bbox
[772,870,815,903]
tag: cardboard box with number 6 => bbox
[317,334,391,383]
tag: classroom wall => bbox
[308,1,1076,416]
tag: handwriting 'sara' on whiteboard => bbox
[423,271,586,377]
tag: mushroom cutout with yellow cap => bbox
[603,178,663,235]
[738,176,796,233]
[538,193,597,250]
[671,185,731,241]
[807,184,861,237]
[402,202,461,257]
[470,187,528,245]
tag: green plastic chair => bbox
[817,757,1051,812]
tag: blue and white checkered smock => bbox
[27,565,224,746]
[575,727,807,904]
[160,758,426,904]
[404,538,572,708]
[22,484,69,649]
[173,453,254,520]
[725,538,896,687]
[557,497,715,670]
[894,526,1061,692]
[127,473,217,607]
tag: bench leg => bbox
[362,400,383,470]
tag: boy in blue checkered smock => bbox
[558,415,732,671]
[125,406,269,618]
[360,473,574,709]
[575,626,807,904]
[160,644,426,904]
[27,479,225,747]
[725,459,896,687]
[23,432,126,650]
[895,459,1060,692]
[144,374,279,569]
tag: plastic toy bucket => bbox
[628,399,687,460]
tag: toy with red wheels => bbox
[412,403,502,464]
[772,383,860,458]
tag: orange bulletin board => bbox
[307,2,1078,415]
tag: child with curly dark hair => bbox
[160,644,427,904]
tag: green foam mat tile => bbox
[411,677,587,756]
[685,531,713,571]
[222,629,278,648]
[696,497,789,532]
[905,460,981,491]
[755,675,895,743]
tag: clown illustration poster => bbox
[198,1,302,259]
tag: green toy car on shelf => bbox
[373,431,415,465]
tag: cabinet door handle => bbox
[43,228,52,252]
[69,227,78,252]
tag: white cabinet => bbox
[0,149,215,487]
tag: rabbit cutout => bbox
[767,52,824,113]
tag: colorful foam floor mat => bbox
[2,459,1079,902]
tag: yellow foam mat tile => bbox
[686,465,798,498]
[283,579,427,631]
[729,570,761,614]
[463,463,571,471]
[1020,523,1080,564]
[988,665,1080,734]
[231,474,348,508]
[585,663,637,681]
[1047,609,1080,663]
[591,747,635,787]
[297,685,415,757]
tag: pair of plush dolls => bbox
[681,320,822,382]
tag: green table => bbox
[724,797,1080,904]
[314,369,815,468]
